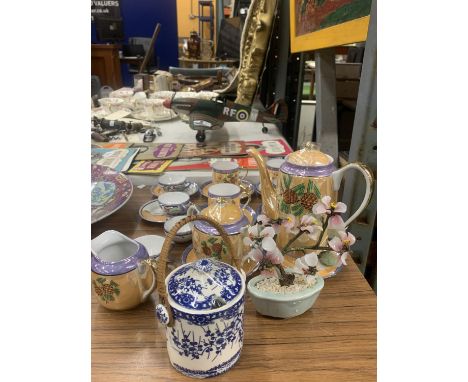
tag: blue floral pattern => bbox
[167,259,242,310]
[155,304,169,325]
[172,298,244,326]
[172,348,242,378]
[169,298,244,362]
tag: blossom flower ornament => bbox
[313,196,347,215]
[257,214,281,234]
[328,231,356,265]
[293,253,321,275]
[313,196,347,231]
[242,195,355,286]
[243,225,277,262]
[283,214,323,240]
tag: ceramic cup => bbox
[212,160,241,185]
[158,192,191,216]
[98,97,124,114]
[144,98,166,118]
[158,173,190,192]
[164,215,193,243]
[91,230,156,310]
[266,158,285,186]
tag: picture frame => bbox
[289,0,372,53]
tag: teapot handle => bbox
[331,162,374,228]
[156,215,237,327]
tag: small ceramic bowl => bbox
[247,274,324,319]
[164,215,193,243]
[158,192,191,216]
[158,173,190,192]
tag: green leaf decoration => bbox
[284,174,292,189]
[96,277,106,284]
[291,204,304,216]
[110,280,118,287]
[312,182,321,198]
[208,237,217,244]
[114,288,120,296]
[280,200,290,214]
[307,180,313,193]
[292,183,305,196]
[318,251,338,266]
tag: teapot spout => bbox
[247,148,279,220]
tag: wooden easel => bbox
[138,23,161,74]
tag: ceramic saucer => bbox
[139,199,168,223]
[200,179,255,200]
[134,235,165,258]
[151,182,199,198]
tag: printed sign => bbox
[91,0,121,22]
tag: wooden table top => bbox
[91,187,376,382]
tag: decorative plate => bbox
[139,199,168,223]
[151,182,199,198]
[91,164,133,224]
[201,179,255,200]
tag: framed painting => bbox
[290,0,372,53]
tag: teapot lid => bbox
[167,258,244,311]
[287,142,332,166]
[282,142,335,177]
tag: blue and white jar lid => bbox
[166,259,244,312]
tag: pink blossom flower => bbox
[312,196,347,216]
[265,247,284,265]
[328,231,356,266]
[282,214,296,232]
[242,223,282,264]
[257,214,270,225]
[299,215,323,240]
[328,214,345,231]
[293,253,323,274]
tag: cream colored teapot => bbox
[248,142,374,248]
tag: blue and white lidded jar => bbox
[155,258,245,378]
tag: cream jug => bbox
[91,230,156,310]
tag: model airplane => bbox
[162,96,287,142]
